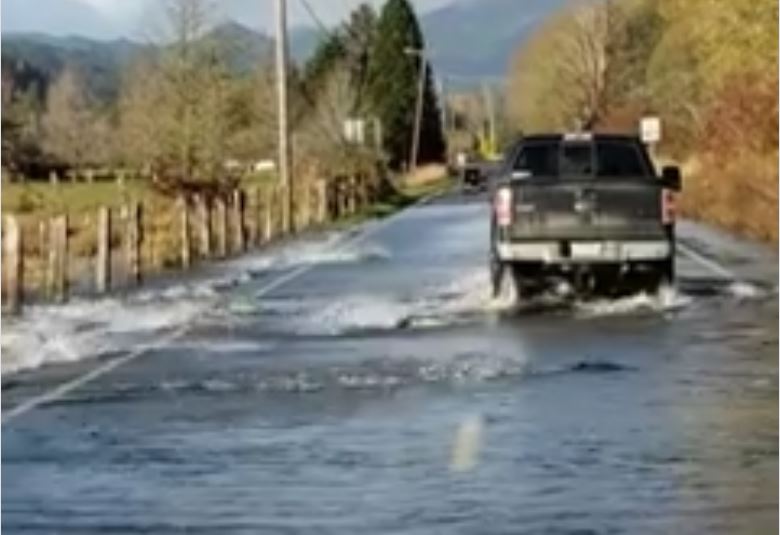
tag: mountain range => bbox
[1,0,566,99]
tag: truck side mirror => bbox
[661,166,682,191]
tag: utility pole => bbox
[438,76,450,150]
[406,47,426,173]
[275,0,293,232]
[482,81,496,157]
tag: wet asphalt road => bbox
[2,192,778,534]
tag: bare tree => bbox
[118,0,235,183]
[118,57,166,173]
[295,64,366,172]
[41,67,95,167]
[161,0,214,179]
[549,1,617,129]
[507,0,628,132]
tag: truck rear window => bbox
[595,141,648,177]
[513,139,650,178]
[513,142,559,176]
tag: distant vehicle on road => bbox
[460,157,501,193]
[489,132,682,298]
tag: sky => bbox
[2,0,459,40]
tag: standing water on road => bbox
[3,197,777,534]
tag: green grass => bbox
[2,179,162,218]
[330,172,455,228]
[396,173,454,199]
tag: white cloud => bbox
[79,0,145,18]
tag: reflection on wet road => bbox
[3,193,777,534]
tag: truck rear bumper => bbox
[495,239,671,263]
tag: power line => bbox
[297,0,332,39]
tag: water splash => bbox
[574,286,691,318]
[727,281,764,300]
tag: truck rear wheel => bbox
[643,258,675,294]
[489,251,505,298]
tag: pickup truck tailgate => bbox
[508,179,665,240]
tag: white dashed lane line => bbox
[677,241,736,280]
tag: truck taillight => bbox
[495,187,513,227]
[662,189,677,225]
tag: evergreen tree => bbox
[303,32,346,96]
[303,3,378,116]
[343,4,378,114]
[368,0,445,169]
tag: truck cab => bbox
[490,132,682,298]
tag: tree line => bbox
[507,0,777,242]
[1,0,446,187]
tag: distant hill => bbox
[0,0,568,101]
[288,0,567,85]
[1,33,146,101]
[205,21,274,73]
[0,23,271,102]
[420,0,569,84]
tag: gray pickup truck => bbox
[489,132,681,298]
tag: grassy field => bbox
[2,179,162,217]
[1,173,278,217]
[332,165,454,227]
[1,165,450,217]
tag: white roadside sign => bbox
[640,116,662,144]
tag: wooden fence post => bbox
[328,181,337,220]
[278,186,286,236]
[332,180,340,219]
[179,196,191,269]
[337,179,344,217]
[232,189,245,253]
[259,189,267,244]
[215,196,228,258]
[95,206,111,294]
[317,180,328,224]
[38,220,47,259]
[195,195,211,258]
[351,175,359,213]
[124,203,141,286]
[38,219,48,289]
[255,187,268,245]
[301,181,312,229]
[264,187,274,243]
[52,215,69,302]
[4,216,23,314]
[349,175,358,214]
[246,187,258,247]
[359,173,369,209]
[280,184,291,235]
[46,219,56,300]
[338,178,346,217]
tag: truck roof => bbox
[519,133,640,143]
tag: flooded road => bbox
[3,193,777,534]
